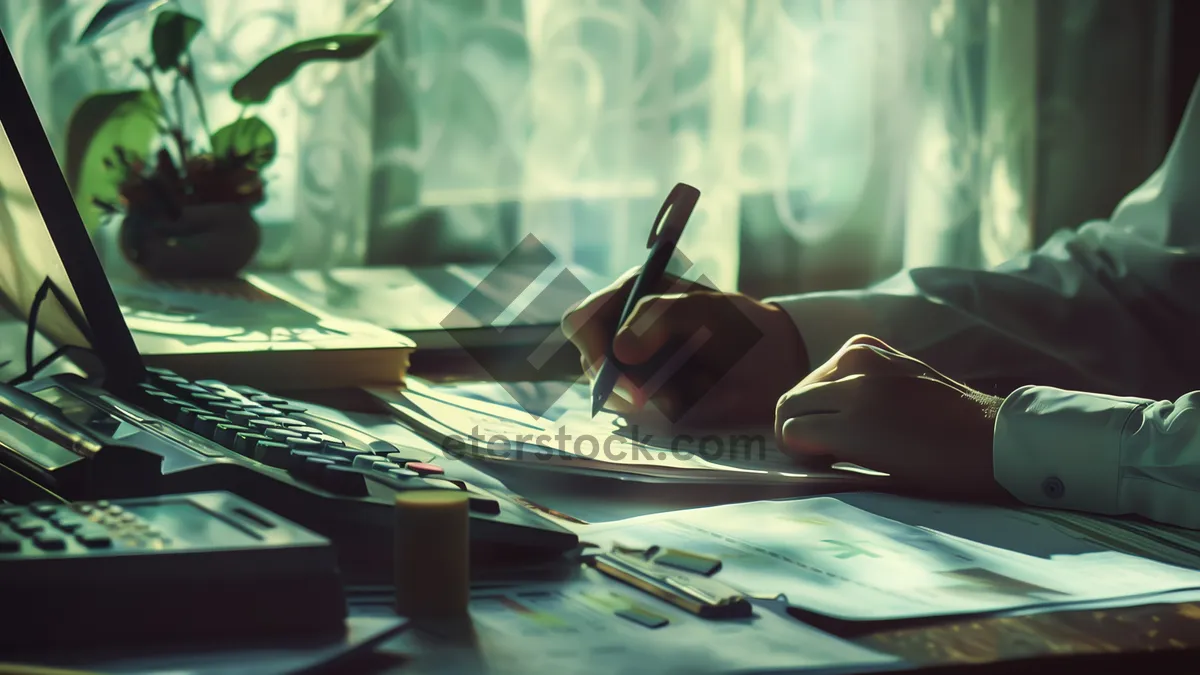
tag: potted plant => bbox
[66,1,387,279]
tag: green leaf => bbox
[230,33,382,105]
[151,10,203,70]
[78,0,169,44]
[64,90,161,228]
[210,117,277,170]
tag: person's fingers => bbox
[779,413,846,457]
[774,377,862,445]
[562,269,702,368]
[612,291,727,365]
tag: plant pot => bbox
[119,203,261,280]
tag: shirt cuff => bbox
[764,292,885,369]
[993,385,1149,514]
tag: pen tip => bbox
[591,392,604,417]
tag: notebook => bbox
[113,277,415,391]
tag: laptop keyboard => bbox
[136,367,500,515]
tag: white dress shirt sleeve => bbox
[993,386,1200,530]
[765,74,1200,401]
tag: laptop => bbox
[0,29,577,581]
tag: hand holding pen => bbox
[561,183,810,429]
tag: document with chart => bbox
[582,494,1200,621]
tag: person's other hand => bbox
[774,334,1007,500]
[562,269,807,428]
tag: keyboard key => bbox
[385,453,419,465]
[296,456,337,481]
[192,392,226,404]
[384,475,458,491]
[229,385,265,397]
[49,517,85,533]
[213,423,251,448]
[75,531,112,548]
[289,426,324,437]
[352,455,391,470]
[175,406,208,428]
[318,465,369,496]
[406,462,446,476]
[386,467,420,480]
[250,394,289,406]
[208,401,245,414]
[246,406,282,417]
[0,507,23,521]
[247,419,280,433]
[254,441,292,468]
[11,518,43,535]
[311,434,345,448]
[264,427,303,442]
[233,432,271,457]
[288,449,324,464]
[267,417,306,428]
[0,534,19,553]
[287,438,324,453]
[274,402,307,414]
[33,533,66,551]
[225,410,258,425]
[323,445,369,461]
[192,414,225,437]
[31,504,56,517]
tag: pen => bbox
[591,183,700,417]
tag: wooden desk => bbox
[860,601,1200,667]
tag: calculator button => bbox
[76,531,112,548]
[406,462,446,476]
[33,533,66,551]
[11,518,44,535]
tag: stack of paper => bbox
[367,380,885,485]
[581,494,1200,621]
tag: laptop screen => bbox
[0,28,145,391]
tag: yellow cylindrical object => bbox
[394,490,471,618]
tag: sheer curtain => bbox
[1,0,1173,295]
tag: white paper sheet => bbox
[583,495,1200,621]
[367,380,880,484]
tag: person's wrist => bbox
[764,301,810,377]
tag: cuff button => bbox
[1042,476,1065,500]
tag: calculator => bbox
[0,491,346,651]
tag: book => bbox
[111,278,415,391]
[247,264,606,350]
